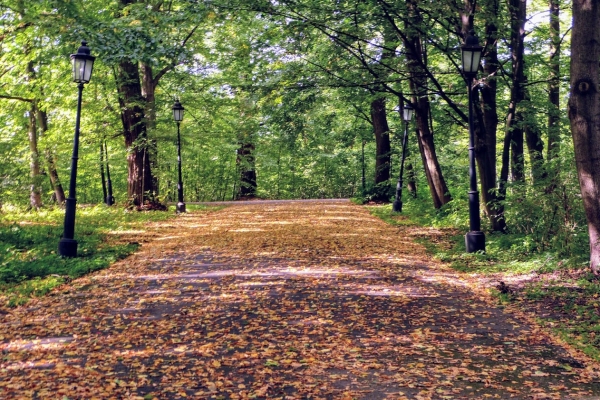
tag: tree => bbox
[547,0,561,161]
[568,0,600,274]
[87,0,204,206]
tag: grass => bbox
[367,202,588,274]
[367,201,600,362]
[0,204,219,307]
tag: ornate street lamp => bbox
[58,41,96,257]
[172,99,186,213]
[461,30,485,253]
[393,103,414,213]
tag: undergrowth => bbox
[367,198,589,275]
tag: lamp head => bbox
[461,30,483,76]
[172,99,185,122]
[71,41,96,84]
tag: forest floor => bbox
[1,200,600,399]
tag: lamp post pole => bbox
[462,31,485,253]
[105,142,114,206]
[58,41,95,258]
[173,100,185,213]
[393,104,414,213]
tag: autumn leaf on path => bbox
[1,200,599,399]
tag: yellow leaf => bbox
[206,382,217,392]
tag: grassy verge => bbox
[367,202,600,362]
[0,204,219,307]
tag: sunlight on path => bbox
[1,201,599,399]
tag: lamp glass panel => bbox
[470,51,482,73]
[72,58,94,83]
[403,107,414,122]
[461,50,474,73]
[83,59,94,82]
[173,108,184,122]
[72,58,84,82]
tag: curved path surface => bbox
[1,200,599,399]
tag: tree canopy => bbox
[2,0,598,271]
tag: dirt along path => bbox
[1,200,599,399]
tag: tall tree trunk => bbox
[37,108,65,204]
[547,0,561,160]
[27,102,42,210]
[464,0,507,232]
[404,0,451,209]
[370,97,392,200]
[569,0,600,275]
[25,57,43,210]
[236,97,258,199]
[506,0,527,184]
[499,0,527,207]
[361,140,366,195]
[523,80,546,183]
[406,161,417,197]
[236,139,257,198]
[117,59,154,206]
[141,63,160,196]
[366,26,399,201]
[412,96,451,209]
[510,128,524,182]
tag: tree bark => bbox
[236,97,258,199]
[370,97,392,200]
[27,102,42,210]
[406,161,417,197]
[499,0,527,207]
[464,0,507,232]
[37,108,65,204]
[506,0,527,184]
[523,82,546,184]
[547,0,561,160]
[568,0,600,274]
[236,140,257,198]
[141,63,160,196]
[117,59,155,206]
[404,0,451,209]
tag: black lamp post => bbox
[393,103,414,212]
[461,31,485,253]
[58,41,95,258]
[173,99,186,213]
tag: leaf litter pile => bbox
[1,200,599,399]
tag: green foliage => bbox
[366,183,589,276]
[0,0,591,275]
[0,204,176,306]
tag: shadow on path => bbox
[1,200,599,399]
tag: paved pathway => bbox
[1,200,599,399]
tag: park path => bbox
[1,200,600,399]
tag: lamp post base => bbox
[176,202,186,213]
[465,231,485,253]
[392,200,403,213]
[58,238,78,258]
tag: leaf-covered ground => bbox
[1,200,599,399]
